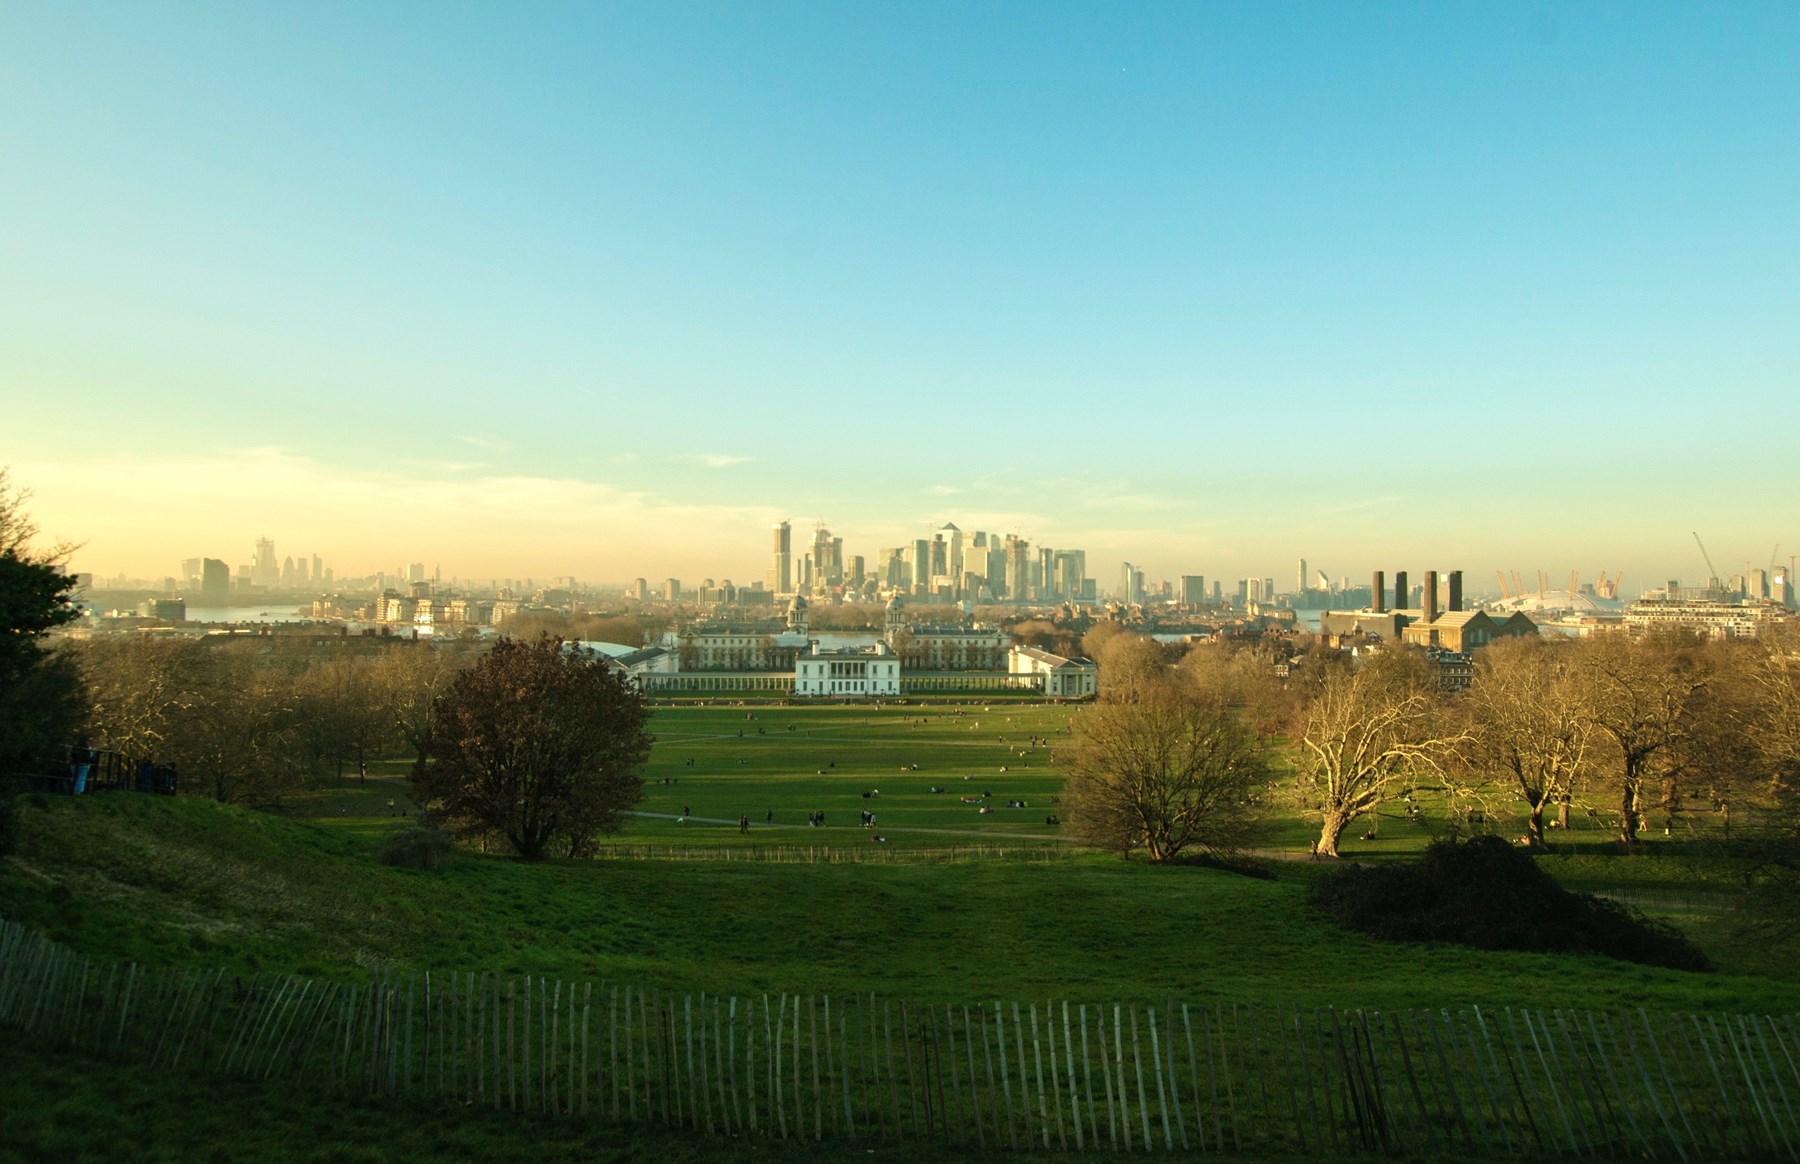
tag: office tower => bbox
[407,563,426,584]
[771,520,793,594]
[1055,551,1086,601]
[201,559,229,605]
[940,523,963,584]
[664,578,680,602]
[632,578,649,600]
[878,548,905,588]
[1003,536,1030,601]
[312,554,322,584]
[1180,575,1206,605]
[253,538,277,588]
[1264,578,1274,602]
[1298,558,1307,593]
[849,555,865,588]
[912,538,931,594]
[180,558,202,589]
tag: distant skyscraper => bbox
[1298,558,1307,593]
[1181,575,1206,605]
[771,520,792,594]
[1004,536,1031,601]
[201,558,229,605]
[253,537,277,588]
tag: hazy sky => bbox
[3,3,1796,590]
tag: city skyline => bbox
[4,5,1797,587]
[62,510,1794,607]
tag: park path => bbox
[624,810,1068,842]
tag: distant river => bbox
[178,605,323,625]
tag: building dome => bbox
[788,594,808,611]
[886,593,906,610]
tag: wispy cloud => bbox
[929,484,963,495]
[1080,482,1175,513]
[16,448,780,579]
[1313,495,1401,517]
[685,453,753,469]
[459,434,515,453]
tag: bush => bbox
[1308,835,1712,972]
[372,827,457,870]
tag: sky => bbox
[2,2,1797,591]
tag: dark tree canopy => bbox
[0,470,84,771]
[413,635,651,860]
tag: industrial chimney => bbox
[1372,570,1387,614]
[1424,570,1440,624]
[1448,570,1463,613]
[1394,570,1409,612]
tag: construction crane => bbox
[1693,532,1722,589]
[1496,570,1510,599]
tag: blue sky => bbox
[2,2,1796,589]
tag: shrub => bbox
[372,827,457,871]
[1308,835,1711,972]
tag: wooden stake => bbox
[811,995,822,1141]
[1150,1007,1173,1151]
[996,1002,1018,1150]
[966,1005,986,1149]
[1030,1002,1050,1149]
[1130,1005,1152,1150]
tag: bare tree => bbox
[1567,632,1709,845]
[1466,637,1596,846]
[1178,641,1287,735]
[77,637,304,804]
[1064,679,1267,862]
[1294,652,1467,858]
[368,643,463,774]
[1093,632,1169,701]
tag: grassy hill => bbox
[5,702,1798,1163]
[3,789,1792,1014]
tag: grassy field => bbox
[5,700,1798,1162]
[3,1037,1410,1164]
[292,702,1663,859]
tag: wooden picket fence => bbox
[4,917,1799,1158]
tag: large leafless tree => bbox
[1466,637,1596,846]
[1064,679,1267,862]
[1294,654,1467,858]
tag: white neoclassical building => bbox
[794,640,901,698]
[1007,645,1098,698]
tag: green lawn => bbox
[3,785,1792,1013]
[2,1037,1400,1164]
[4,701,1799,1163]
